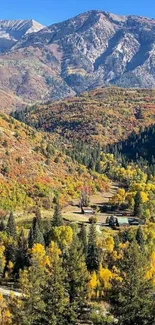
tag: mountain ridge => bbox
[0,10,155,112]
[0,19,45,53]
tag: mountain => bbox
[0,10,155,112]
[0,19,44,53]
[12,87,155,146]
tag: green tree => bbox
[86,223,99,271]
[51,202,63,227]
[33,221,45,246]
[134,191,143,218]
[6,211,16,238]
[43,242,67,325]
[65,235,89,324]
[0,220,5,232]
[136,226,145,247]
[28,217,45,248]
[14,229,28,277]
[111,242,155,325]
[121,229,132,243]
[78,224,87,256]
[17,244,46,325]
[28,227,34,249]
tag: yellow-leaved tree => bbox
[0,294,12,325]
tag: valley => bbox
[0,6,155,325]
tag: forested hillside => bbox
[12,87,155,145]
[105,124,155,175]
[0,112,109,210]
[1,88,155,324]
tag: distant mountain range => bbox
[0,11,155,111]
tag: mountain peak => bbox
[0,19,45,52]
[0,10,155,112]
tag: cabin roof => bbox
[117,217,129,225]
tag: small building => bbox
[116,217,129,227]
[81,207,94,215]
[109,216,129,228]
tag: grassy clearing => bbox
[14,182,119,228]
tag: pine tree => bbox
[28,217,45,248]
[65,235,89,323]
[136,226,145,247]
[6,211,16,238]
[14,230,28,277]
[51,202,63,227]
[114,234,120,250]
[121,229,132,243]
[86,223,99,271]
[17,247,46,325]
[43,244,67,325]
[134,191,143,218]
[33,221,45,246]
[111,242,155,325]
[0,220,5,232]
[78,224,87,256]
[4,241,17,276]
[28,227,34,249]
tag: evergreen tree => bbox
[111,242,155,325]
[14,230,28,277]
[4,241,17,275]
[78,224,87,256]
[43,246,67,325]
[28,217,45,248]
[136,226,145,247]
[44,219,52,247]
[28,227,34,249]
[33,221,45,246]
[134,191,143,218]
[86,223,99,271]
[6,211,16,238]
[65,235,89,324]
[17,248,46,325]
[121,229,132,243]
[0,220,5,232]
[51,202,63,227]
[114,234,120,250]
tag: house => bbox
[81,207,94,215]
[116,217,129,227]
[109,216,129,228]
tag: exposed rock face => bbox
[0,19,44,52]
[0,11,155,111]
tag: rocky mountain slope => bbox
[0,11,155,111]
[0,19,44,53]
[12,87,155,145]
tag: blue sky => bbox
[1,0,155,26]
